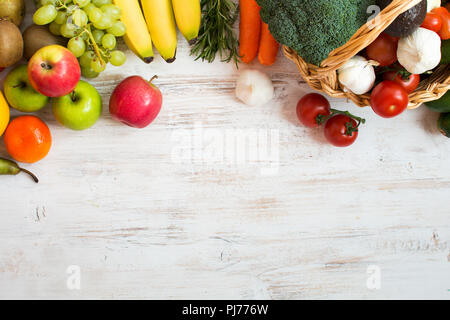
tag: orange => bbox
[3,115,52,163]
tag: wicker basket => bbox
[283,0,450,109]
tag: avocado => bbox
[437,113,450,138]
[441,40,450,65]
[425,91,450,113]
[377,0,427,38]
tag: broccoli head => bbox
[257,0,376,66]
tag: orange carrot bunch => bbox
[239,0,279,66]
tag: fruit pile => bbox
[0,0,168,182]
[0,40,163,182]
[33,0,127,78]
[1,43,102,156]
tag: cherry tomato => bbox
[370,81,409,118]
[0,68,4,72]
[324,115,359,147]
[382,71,420,93]
[432,7,450,40]
[366,33,398,67]
[421,12,443,33]
[296,93,331,128]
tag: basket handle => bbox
[315,0,424,76]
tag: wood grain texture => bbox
[0,1,449,300]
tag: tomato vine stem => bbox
[316,109,365,136]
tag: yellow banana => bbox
[172,0,201,45]
[141,0,177,63]
[0,90,10,137]
[113,0,154,63]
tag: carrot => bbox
[258,22,279,66]
[239,0,261,64]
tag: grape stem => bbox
[55,0,69,11]
[83,25,106,67]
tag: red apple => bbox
[109,76,162,128]
[27,45,81,98]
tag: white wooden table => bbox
[0,1,449,300]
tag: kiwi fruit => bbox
[23,24,67,60]
[0,19,23,68]
[377,0,427,38]
[0,0,25,26]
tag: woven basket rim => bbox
[283,0,450,109]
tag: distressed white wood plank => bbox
[0,0,448,300]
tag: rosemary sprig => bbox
[191,0,240,67]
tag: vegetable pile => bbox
[290,0,450,145]
[336,0,449,120]
[256,0,376,65]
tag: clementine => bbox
[4,116,52,163]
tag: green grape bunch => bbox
[33,0,127,78]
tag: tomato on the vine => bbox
[382,71,420,93]
[432,7,450,39]
[296,93,365,147]
[370,81,409,118]
[324,115,359,147]
[296,93,331,128]
[366,33,398,67]
[421,12,443,33]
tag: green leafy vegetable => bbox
[191,0,240,66]
[257,0,376,66]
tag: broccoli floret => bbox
[257,0,376,66]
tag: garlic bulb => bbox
[337,56,376,95]
[397,27,441,74]
[427,0,441,12]
[235,69,274,106]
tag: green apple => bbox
[52,80,102,131]
[4,65,50,112]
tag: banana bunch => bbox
[113,0,201,63]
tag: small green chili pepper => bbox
[0,157,39,183]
